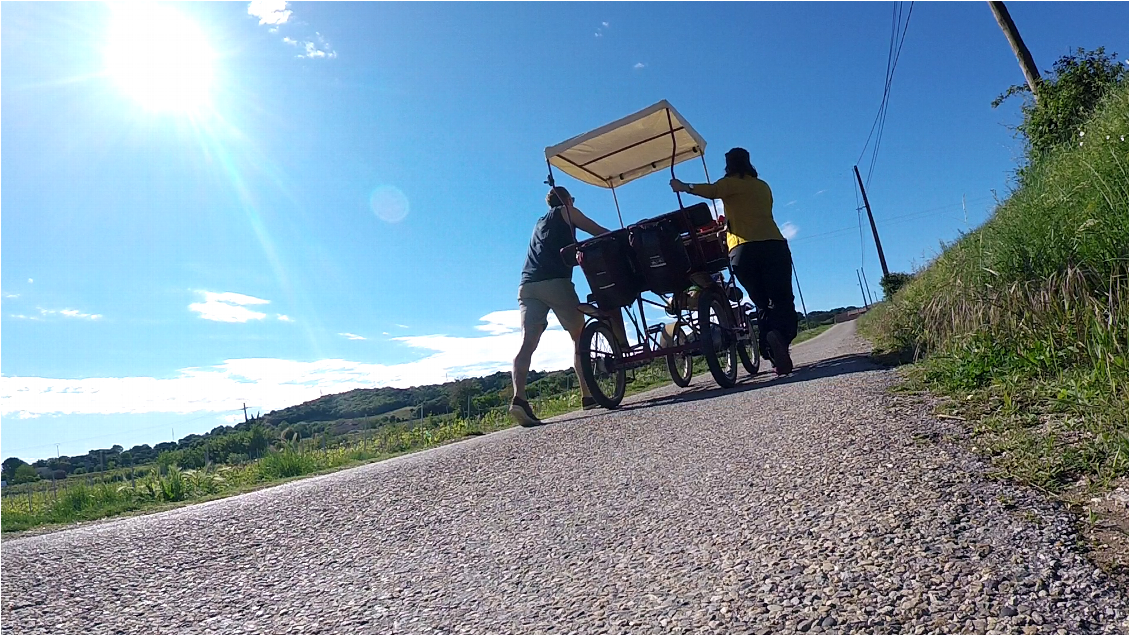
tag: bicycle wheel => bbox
[665,321,694,388]
[697,289,738,388]
[579,320,626,409]
[737,311,761,376]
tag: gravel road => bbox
[3,320,1126,634]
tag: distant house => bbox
[834,308,869,323]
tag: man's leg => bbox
[511,288,550,426]
[512,321,546,402]
[545,280,593,401]
[562,317,593,400]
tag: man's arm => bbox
[564,206,610,237]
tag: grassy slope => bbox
[861,84,1128,493]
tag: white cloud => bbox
[59,309,103,320]
[0,310,577,419]
[250,0,336,59]
[33,307,102,320]
[248,0,291,25]
[277,314,292,322]
[474,310,521,336]
[780,221,799,240]
[5,293,19,299]
[786,200,797,206]
[339,332,366,340]
[28,279,34,284]
[595,21,610,37]
[10,314,41,321]
[297,33,336,59]
[189,291,269,323]
[633,62,646,70]
[395,324,409,329]
[390,310,569,379]
[814,189,826,196]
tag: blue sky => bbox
[2,2,1127,461]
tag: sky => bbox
[2,1,1127,461]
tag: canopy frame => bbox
[544,100,707,190]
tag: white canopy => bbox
[545,100,707,189]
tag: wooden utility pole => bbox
[988,2,1041,100]
[860,268,876,305]
[242,403,250,423]
[792,264,810,331]
[856,269,870,308]
[853,165,890,279]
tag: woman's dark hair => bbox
[724,147,758,179]
[546,186,572,208]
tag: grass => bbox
[860,84,1128,494]
[794,323,834,344]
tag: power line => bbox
[792,196,993,245]
[856,1,915,188]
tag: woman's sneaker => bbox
[509,397,543,427]
[767,330,793,375]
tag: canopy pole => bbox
[700,155,719,220]
[545,161,577,243]
[666,108,684,209]
[609,181,625,229]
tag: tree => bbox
[2,457,27,481]
[994,47,1126,159]
[880,272,914,299]
[449,380,482,419]
[249,424,270,458]
[11,464,40,485]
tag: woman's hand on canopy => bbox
[670,178,691,193]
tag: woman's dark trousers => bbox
[728,240,798,357]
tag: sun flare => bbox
[105,5,215,113]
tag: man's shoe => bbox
[509,397,542,427]
[767,330,793,375]
[582,396,600,411]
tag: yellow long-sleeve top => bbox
[690,175,783,251]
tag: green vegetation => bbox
[879,272,914,299]
[863,52,1127,494]
[793,323,834,345]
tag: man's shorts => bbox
[518,278,584,335]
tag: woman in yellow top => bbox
[670,147,796,375]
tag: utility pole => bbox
[988,1,1041,100]
[856,269,870,308]
[860,268,876,305]
[792,264,810,331]
[242,403,250,424]
[853,165,890,279]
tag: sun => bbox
[105,5,216,114]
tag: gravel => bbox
[3,320,1127,634]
